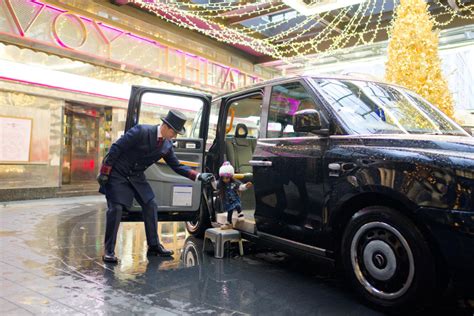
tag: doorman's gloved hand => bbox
[97,164,112,186]
[97,173,109,186]
[198,173,214,184]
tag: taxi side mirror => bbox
[293,109,322,133]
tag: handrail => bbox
[157,159,199,168]
[225,108,235,134]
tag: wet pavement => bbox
[0,196,472,315]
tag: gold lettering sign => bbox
[52,12,87,49]
[1,0,262,92]
[4,0,45,36]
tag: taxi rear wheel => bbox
[341,206,436,310]
[185,197,211,237]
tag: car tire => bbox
[341,206,436,310]
[185,196,211,238]
[182,237,202,268]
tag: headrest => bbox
[235,123,248,138]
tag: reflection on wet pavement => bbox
[0,196,472,315]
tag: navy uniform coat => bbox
[99,124,197,208]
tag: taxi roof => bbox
[213,74,397,100]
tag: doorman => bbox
[97,110,213,263]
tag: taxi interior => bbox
[213,93,262,234]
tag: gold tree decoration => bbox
[385,0,455,118]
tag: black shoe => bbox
[147,244,174,257]
[102,254,118,263]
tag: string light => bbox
[281,1,374,58]
[128,0,474,61]
[169,3,289,19]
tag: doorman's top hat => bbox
[161,110,187,135]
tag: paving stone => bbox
[0,297,21,313]
[56,294,127,314]
[3,288,83,315]
[0,279,28,297]
[2,307,35,316]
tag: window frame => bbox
[198,98,221,151]
[264,80,330,139]
[224,93,264,139]
[216,88,266,164]
[136,92,205,140]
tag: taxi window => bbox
[190,99,220,150]
[138,92,203,139]
[225,94,262,138]
[267,82,321,138]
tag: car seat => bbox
[225,123,256,174]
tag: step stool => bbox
[203,228,244,259]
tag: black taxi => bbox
[123,75,473,309]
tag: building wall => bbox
[0,91,63,200]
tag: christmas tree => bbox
[385,0,454,118]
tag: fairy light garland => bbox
[355,0,381,46]
[263,14,320,42]
[275,7,352,52]
[159,1,315,41]
[317,0,372,55]
[171,3,289,19]
[283,1,371,57]
[433,0,474,18]
[128,0,474,60]
[327,0,376,52]
[253,8,347,42]
[131,1,283,57]
[163,0,271,9]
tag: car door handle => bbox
[249,160,272,167]
[342,163,356,171]
[328,162,356,173]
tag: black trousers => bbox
[104,198,159,255]
[226,205,242,223]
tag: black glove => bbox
[97,163,112,186]
[198,173,214,184]
[97,173,109,186]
